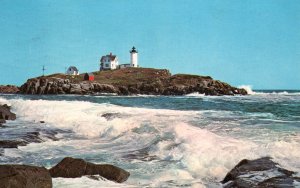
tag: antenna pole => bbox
[42,65,46,76]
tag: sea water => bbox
[0,90,299,187]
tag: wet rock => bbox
[0,140,27,148]
[0,104,16,120]
[22,131,43,143]
[0,129,60,149]
[49,157,130,183]
[0,119,5,125]
[0,165,52,188]
[101,113,122,121]
[222,157,299,188]
[0,104,16,124]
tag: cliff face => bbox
[19,68,247,96]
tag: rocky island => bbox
[0,85,19,94]
[18,68,247,96]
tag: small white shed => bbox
[66,66,79,75]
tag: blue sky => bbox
[0,0,299,89]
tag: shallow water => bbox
[0,91,299,187]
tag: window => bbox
[105,64,109,68]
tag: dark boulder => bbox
[101,113,122,121]
[0,165,52,188]
[0,104,16,120]
[0,119,5,125]
[0,104,16,125]
[222,157,299,188]
[49,157,130,183]
[0,140,27,148]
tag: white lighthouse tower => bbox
[130,46,138,67]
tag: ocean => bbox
[0,90,300,187]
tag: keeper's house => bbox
[100,53,119,71]
[99,47,139,71]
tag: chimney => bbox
[110,52,112,56]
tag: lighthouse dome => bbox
[130,46,138,53]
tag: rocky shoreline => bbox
[0,85,19,94]
[1,156,299,188]
[17,68,247,96]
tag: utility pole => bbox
[42,65,46,76]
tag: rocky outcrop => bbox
[222,157,300,188]
[49,157,130,183]
[0,85,19,94]
[19,78,119,95]
[0,165,52,188]
[19,69,247,96]
[0,140,27,148]
[0,129,62,149]
[0,104,16,125]
[0,158,130,187]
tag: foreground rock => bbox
[19,68,247,96]
[0,85,19,94]
[49,157,130,183]
[0,140,27,148]
[0,165,52,188]
[0,104,16,125]
[222,157,300,188]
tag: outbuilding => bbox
[84,73,95,81]
[66,66,79,75]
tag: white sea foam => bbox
[0,97,197,138]
[238,85,256,95]
[53,176,135,188]
[238,85,300,96]
[185,92,206,97]
[0,96,299,187]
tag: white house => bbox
[99,47,139,71]
[66,66,79,75]
[100,53,119,71]
[130,46,138,67]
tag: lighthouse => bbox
[130,46,138,67]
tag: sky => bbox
[0,0,299,89]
